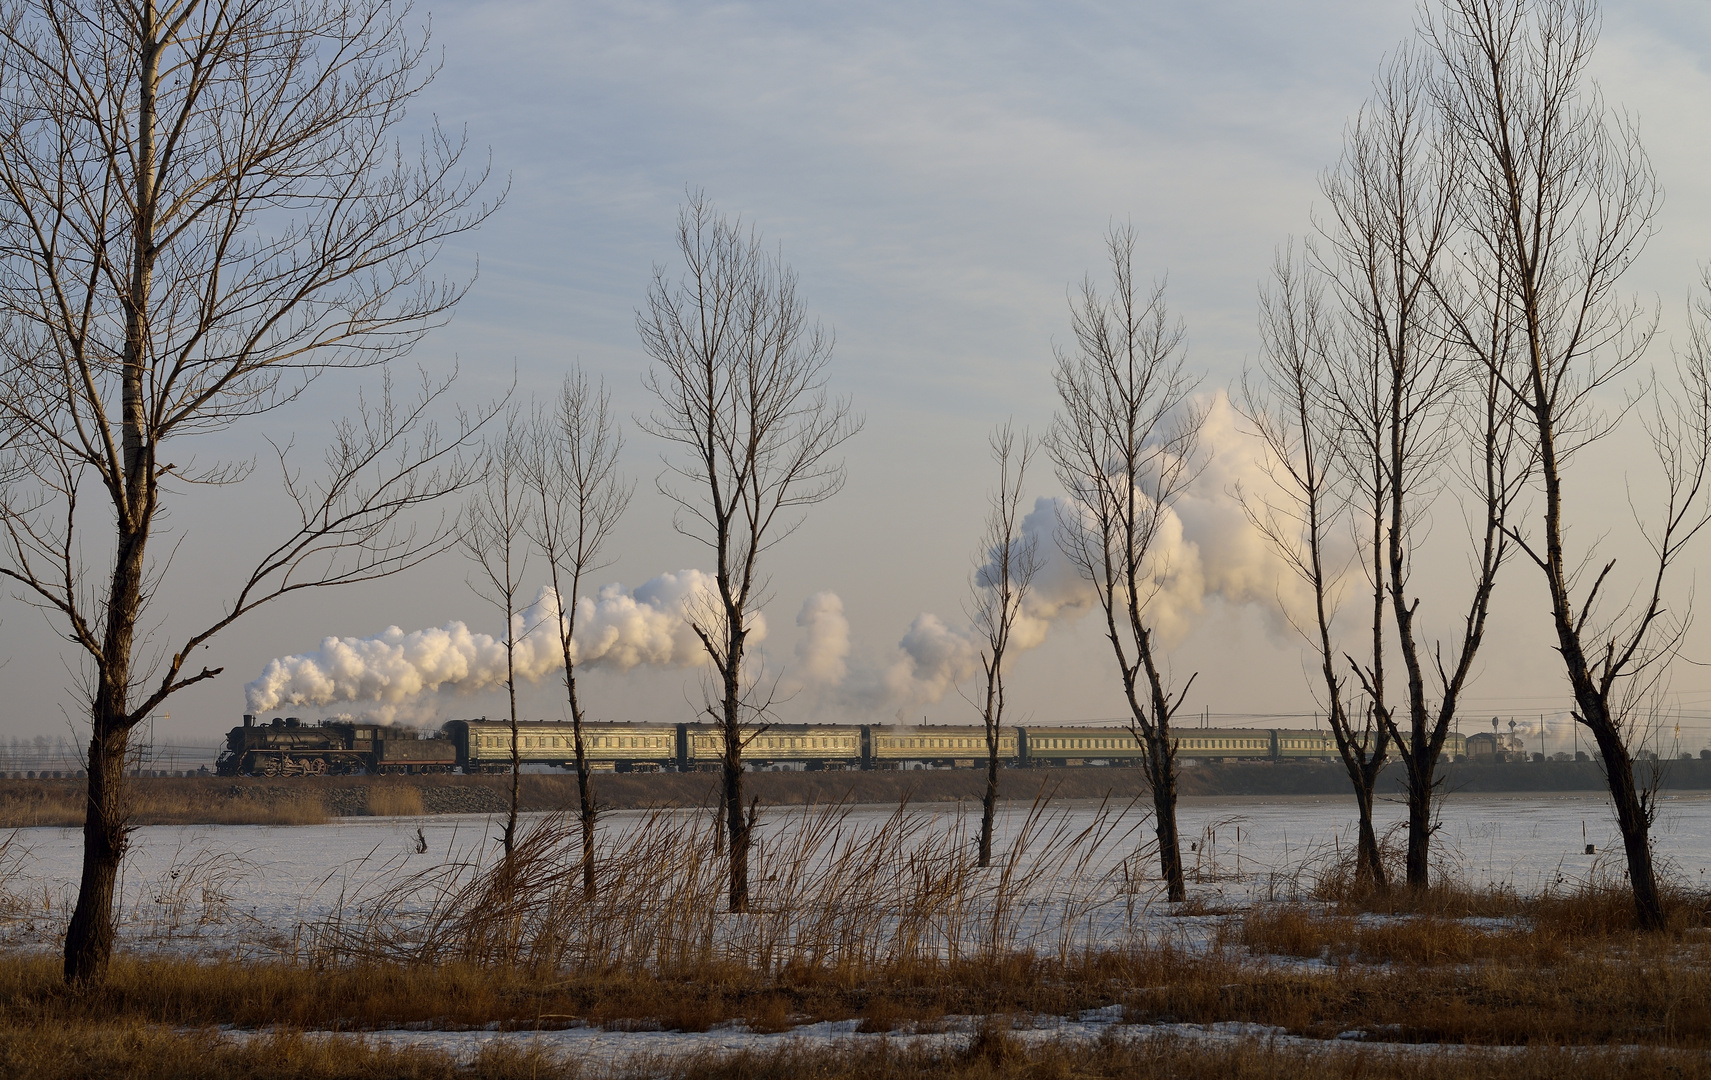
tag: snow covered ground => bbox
[3,791,1709,957]
[214,1007,1490,1067]
[5,792,1708,1063]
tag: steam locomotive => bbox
[218,713,1466,777]
[216,715,457,777]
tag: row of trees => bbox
[2,0,1701,988]
[458,373,630,893]
[1026,0,1708,927]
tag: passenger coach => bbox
[443,719,678,773]
[867,726,1018,769]
[677,723,863,771]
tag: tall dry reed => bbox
[307,794,1162,981]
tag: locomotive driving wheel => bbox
[257,756,280,777]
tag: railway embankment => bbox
[5,758,1711,827]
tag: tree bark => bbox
[722,701,749,912]
[1145,732,1185,901]
[979,743,998,868]
[64,0,161,980]
[63,712,132,983]
[1136,631,1187,903]
[1402,750,1433,887]
[1353,782,1383,888]
[572,700,596,899]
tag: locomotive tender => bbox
[221,715,1467,777]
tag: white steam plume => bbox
[793,591,851,686]
[884,612,981,705]
[243,570,764,713]
[883,392,1308,705]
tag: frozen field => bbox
[3,792,1710,957]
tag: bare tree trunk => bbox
[1356,413,1392,890]
[1589,721,1661,924]
[463,408,535,869]
[713,780,727,857]
[1050,228,1203,905]
[723,703,748,911]
[62,0,159,981]
[979,743,999,867]
[527,371,630,900]
[1428,0,1688,928]
[1240,249,1390,892]
[573,705,596,899]
[971,423,1038,869]
[506,656,520,866]
[1311,41,1526,893]
[1137,638,1189,901]
[1143,726,1185,899]
[0,0,496,985]
[63,709,131,983]
[638,193,858,913]
[1353,772,1384,887]
[1404,770,1432,885]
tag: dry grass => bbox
[9,791,1711,1072]
[0,779,331,828]
[1233,905,1573,966]
[649,1037,1711,1080]
[0,1021,466,1080]
[4,1019,1711,1080]
[308,797,1154,978]
[363,783,426,817]
[8,937,1711,1048]
[0,834,30,919]
[0,784,81,828]
[5,867,1711,1050]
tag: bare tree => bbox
[1427,0,1702,929]
[0,0,496,984]
[1317,46,1530,889]
[1239,247,1391,888]
[461,406,534,867]
[638,193,860,912]
[1048,224,1204,903]
[969,421,1040,868]
[526,369,631,899]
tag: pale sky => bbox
[7,0,1711,751]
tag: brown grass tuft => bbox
[959,1014,1021,1067]
[364,784,426,817]
[6,1018,1711,1080]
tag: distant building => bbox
[1466,731,1527,761]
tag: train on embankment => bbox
[218,713,1468,777]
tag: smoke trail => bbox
[883,392,1310,705]
[243,570,765,713]
[884,612,980,705]
[793,591,851,686]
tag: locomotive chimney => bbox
[243,714,254,728]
